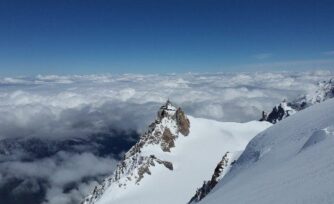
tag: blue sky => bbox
[0,0,334,75]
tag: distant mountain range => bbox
[260,78,334,123]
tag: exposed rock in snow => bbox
[160,128,175,152]
[175,107,190,136]
[82,101,271,204]
[200,98,334,204]
[260,99,296,124]
[82,100,185,204]
[188,151,233,203]
[260,78,334,123]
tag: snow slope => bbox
[200,98,334,204]
[83,101,271,204]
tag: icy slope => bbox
[200,98,334,204]
[82,101,271,204]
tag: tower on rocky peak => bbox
[82,100,192,204]
[157,100,177,120]
[157,100,190,136]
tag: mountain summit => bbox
[82,100,270,204]
[83,100,189,204]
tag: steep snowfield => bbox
[200,98,334,204]
[84,103,271,204]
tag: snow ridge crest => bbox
[82,100,190,204]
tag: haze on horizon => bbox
[0,0,334,76]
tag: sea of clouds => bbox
[0,70,333,204]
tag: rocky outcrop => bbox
[260,78,334,124]
[136,155,173,183]
[82,100,189,204]
[260,100,296,124]
[175,107,190,136]
[161,128,175,152]
[188,152,231,203]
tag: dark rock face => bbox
[188,152,230,203]
[161,128,175,152]
[176,108,190,136]
[161,160,173,170]
[259,111,268,122]
[265,103,289,123]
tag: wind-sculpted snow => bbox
[200,98,334,204]
[0,71,333,204]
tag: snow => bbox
[94,116,271,204]
[262,78,334,124]
[280,100,297,115]
[200,98,334,204]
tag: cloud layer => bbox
[1,71,333,129]
[0,71,333,204]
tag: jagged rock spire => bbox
[188,152,231,203]
[82,100,190,204]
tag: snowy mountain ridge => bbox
[82,101,271,204]
[82,100,190,204]
[261,78,334,123]
[200,98,334,204]
[189,78,334,203]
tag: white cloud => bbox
[0,71,334,204]
[0,152,116,204]
[1,72,333,134]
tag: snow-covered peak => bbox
[82,100,190,204]
[307,78,334,104]
[158,99,177,117]
[82,101,270,204]
[261,78,334,123]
